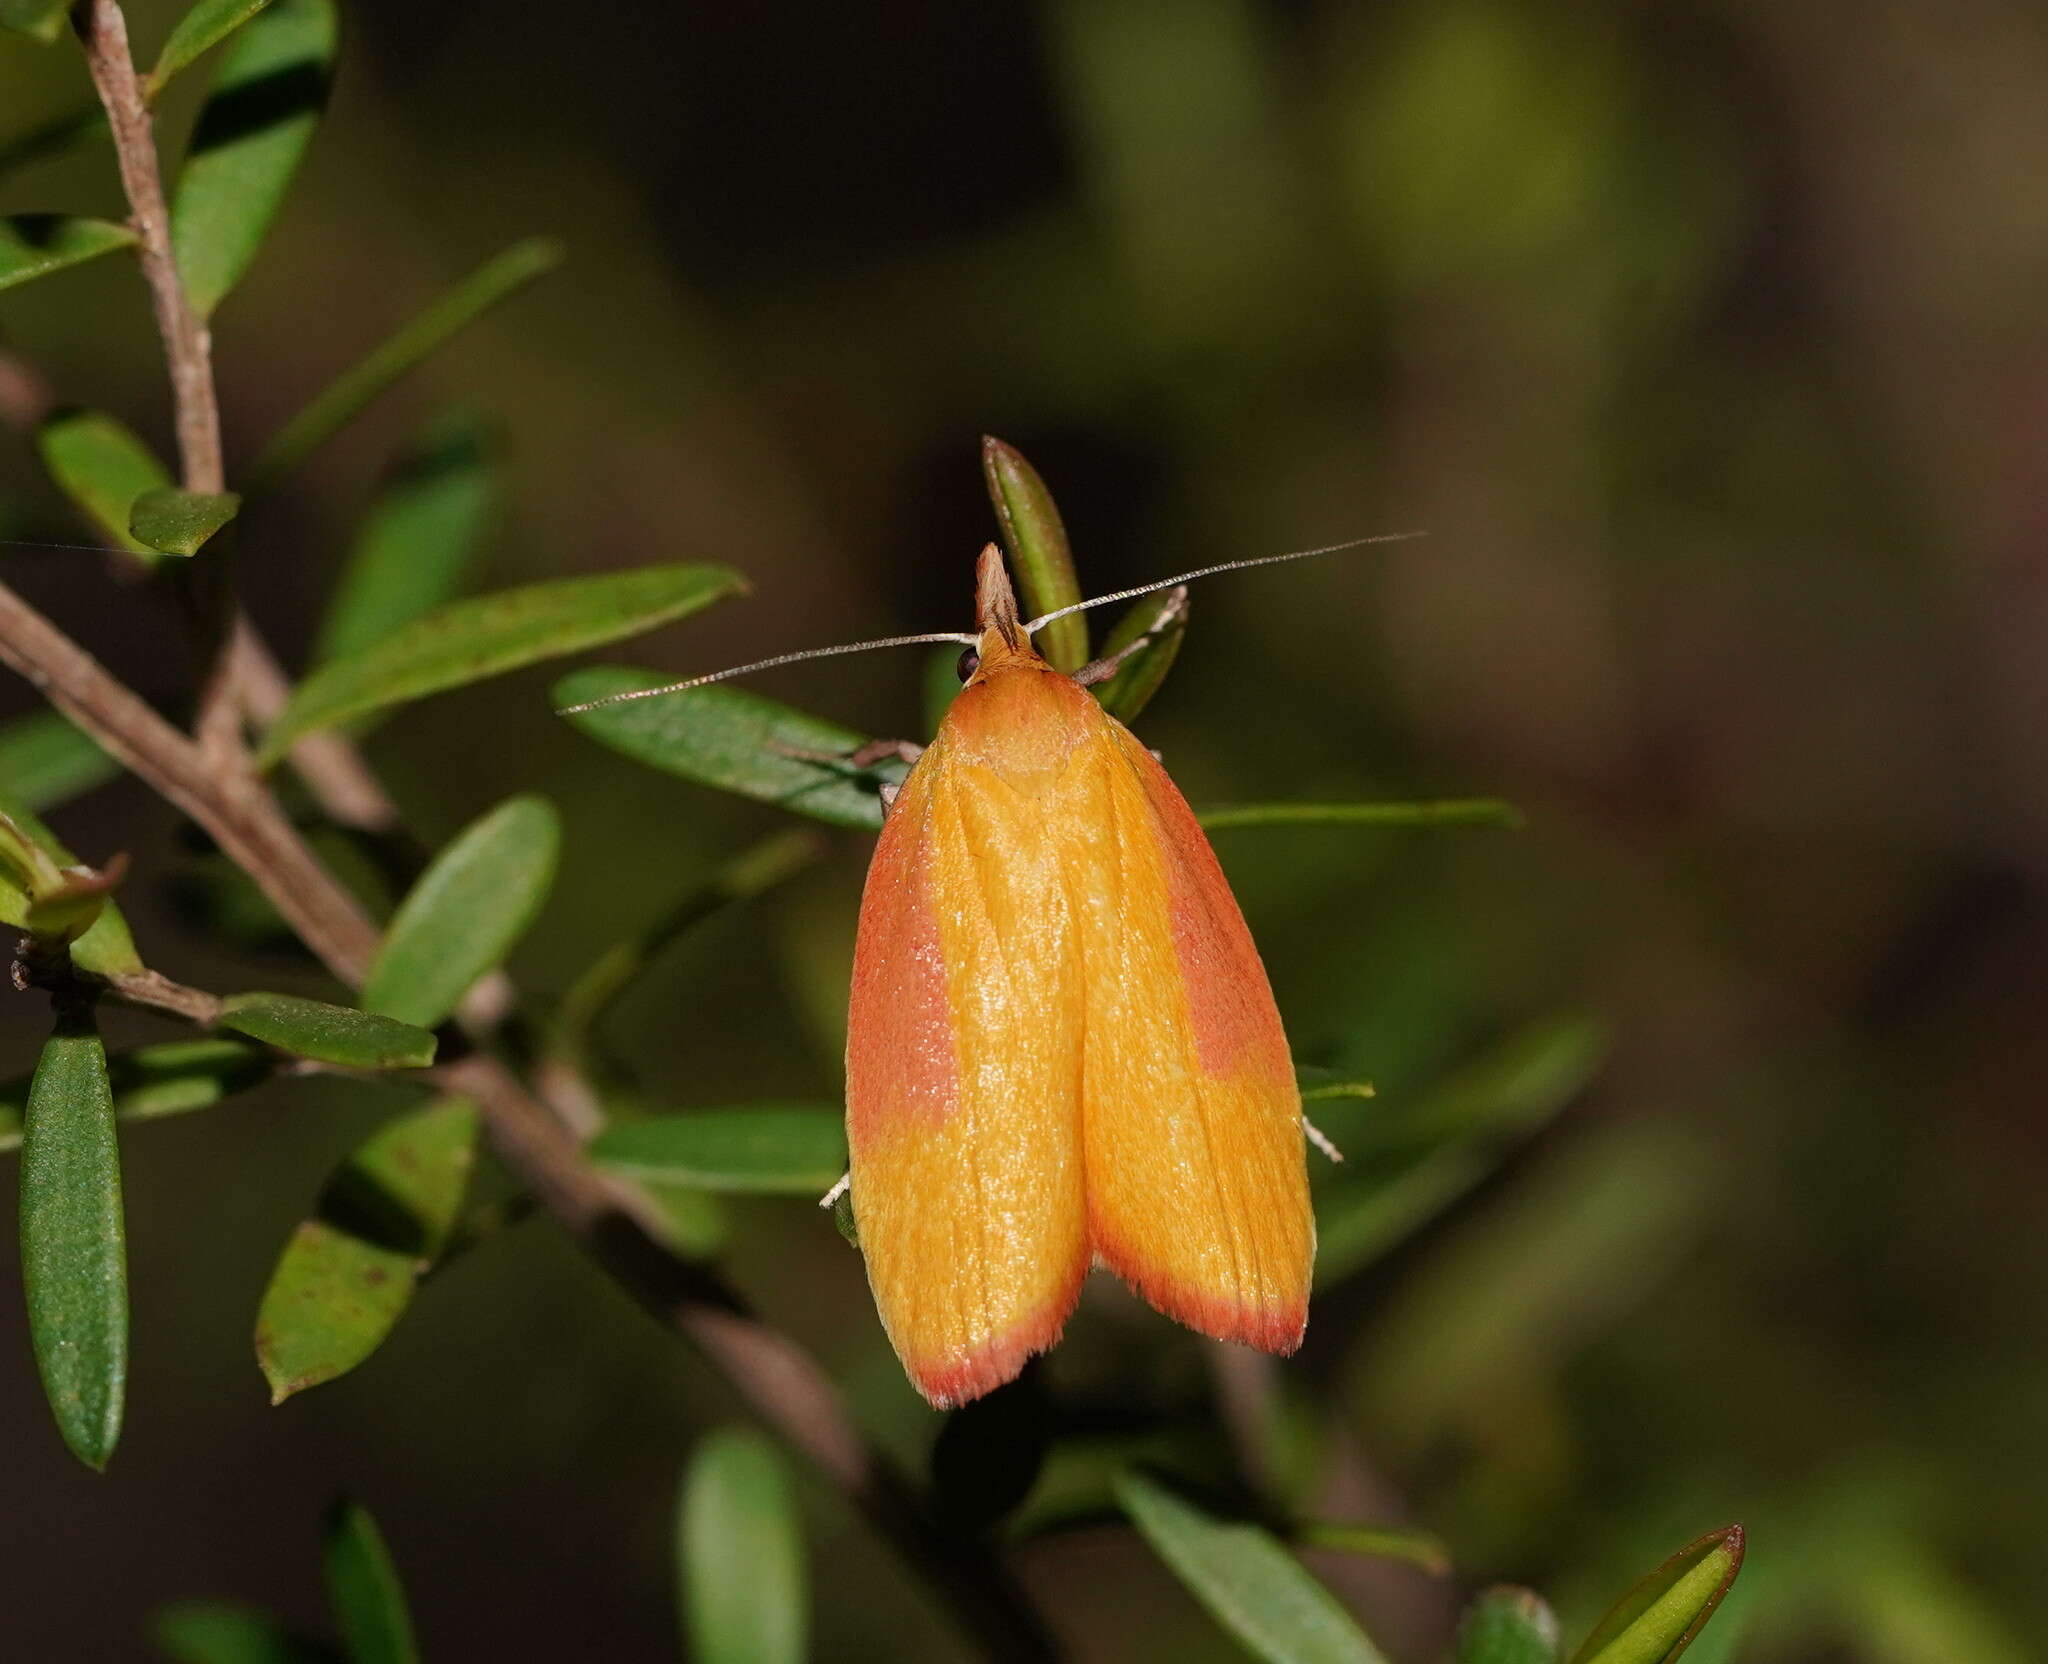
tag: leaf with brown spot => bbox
[254,1099,477,1403]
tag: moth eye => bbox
[955,647,981,683]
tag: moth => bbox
[563,531,1410,1406]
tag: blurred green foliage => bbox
[2,0,2042,1659]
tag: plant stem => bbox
[74,0,238,770]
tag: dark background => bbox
[2,1,2044,1658]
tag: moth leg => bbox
[1072,585,1189,686]
[878,781,902,818]
[1302,1113,1344,1164]
[818,1170,851,1209]
[770,738,925,770]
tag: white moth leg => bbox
[878,781,902,817]
[819,1171,851,1209]
[1302,1113,1344,1163]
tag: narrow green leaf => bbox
[982,436,1086,671]
[129,485,241,557]
[1568,1527,1744,1664]
[0,214,137,291]
[361,795,558,1028]
[0,710,120,812]
[554,668,896,830]
[1459,1587,1562,1664]
[152,1601,336,1664]
[1198,799,1525,832]
[256,1099,477,1403]
[19,1012,127,1469]
[261,564,745,762]
[680,1429,807,1664]
[1294,1521,1450,1576]
[0,0,68,43]
[0,798,142,976]
[0,1039,273,1152]
[1116,1470,1388,1664]
[250,240,561,491]
[1297,1066,1375,1104]
[169,0,337,317]
[36,408,174,559]
[146,0,280,99]
[313,412,499,664]
[218,992,436,1070]
[589,1107,846,1195]
[321,1499,419,1664]
[1092,586,1188,722]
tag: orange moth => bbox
[845,546,1311,1408]
[561,532,1411,1407]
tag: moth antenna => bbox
[555,632,979,716]
[0,536,145,556]
[1023,530,1426,635]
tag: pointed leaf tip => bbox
[0,215,137,290]
[1569,1526,1745,1664]
[982,437,1087,673]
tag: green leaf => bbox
[321,1499,419,1664]
[152,1601,337,1664]
[169,0,337,317]
[1116,1471,1388,1664]
[1297,1066,1376,1104]
[1198,799,1525,832]
[982,436,1086,671]
[0,710,120,812]
[1294,1521,1449,1576]
[0,1038,273,1152]
[554,668,897,831]
[218,992,436,1070]
[146,0,280,99]
[23,853,125,943]
[256,1099,477,1403]
[588,1107,846,1195]
[36,408,174,559]
[361,795,558,1028]
[1092,586,1188,722]
[1459,1587,1562,1664]
[679,1429,807,1664]
[0,0,68,43]
[250,240,561,492]
[19,1012,127,1469]
[1568,1527,1744,1664]
[312,412,499,664]
[261,564,745,762]
[0,106,110,180]
[0,214,137,292]
[129,485,241,557]
[0,799,142,976]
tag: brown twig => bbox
[74,0,239,770]
[31,10,1059,1654]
